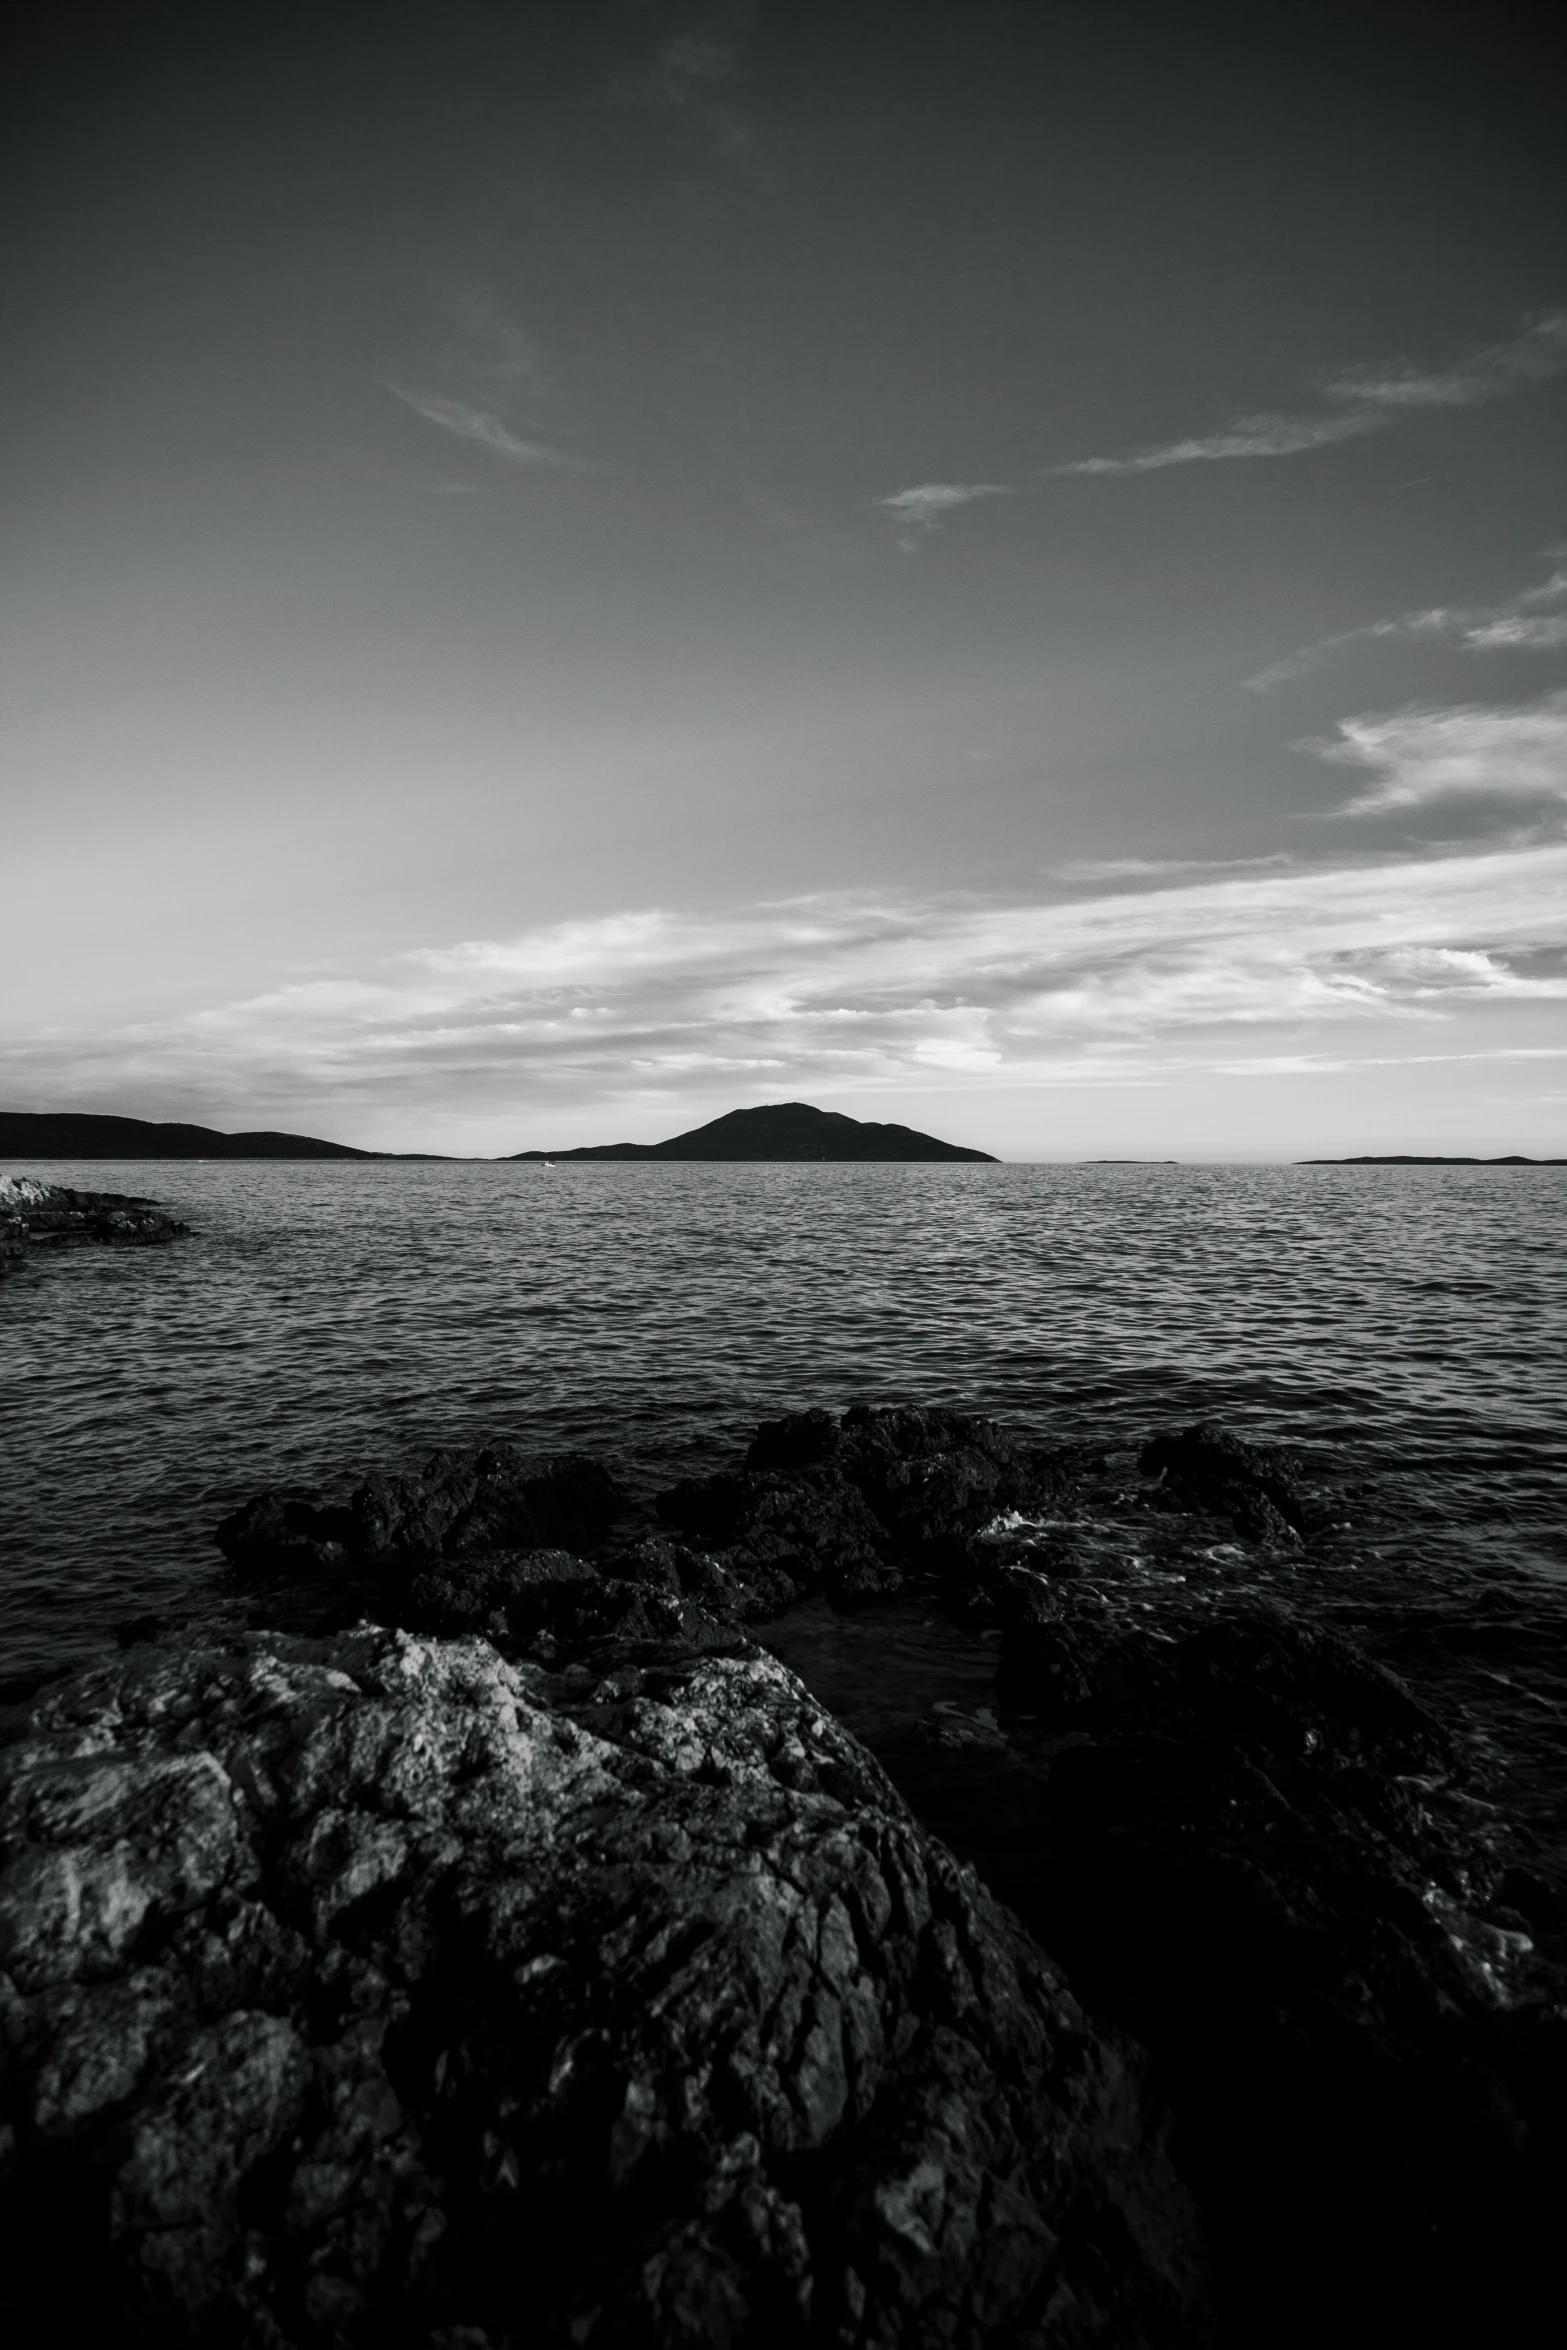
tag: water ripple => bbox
[2,1158,1563,1682]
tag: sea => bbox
[3,1156,1564,1849]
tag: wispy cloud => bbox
[1308,691,1567,816]
[1060,411,1374,476]
[1048,854,1294,884]
[385,294,583,477]
[1054,309,1567,478]
[444,315,545,404]
[652,27,743,106]
[875,481,1011,549]
[623,4,759,155]
[1464,612,1567,652]
[871,317,1566,543]
[1249,556,1567,688]
[387,387,570,468]
[8,847,1564,1126]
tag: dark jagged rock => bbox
[345,1447,631,1563]
[0,1626,1208,2349]
[657,1465,893,1607]
[400,1544,747,1659]
[1137,1423,1309,1540]
[745,1405,1069,1557]
[0,1176,189,1278]
[881,1475,1564,2350]
[993,1581,1453,1769]
[653,1404,1069,1611]
[212,1493,359,1575]
[214,1409,1063,1651]
[215,1448,636,1588]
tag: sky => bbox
[2,0,1563,1158]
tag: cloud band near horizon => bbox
[5,840,1563,1138]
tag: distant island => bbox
[1299,1154,1566,1166]
[0,1113,451,1161]
[1,1104,995,1163]
[511,1101,997,1163]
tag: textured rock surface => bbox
[0,1626,1208,2348]
[207,1406,1567,2345]
[0,1176,189,1276]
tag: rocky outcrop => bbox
[0,1176,189,1277]
[213,1448,699,1656]
[0,1626,1207,2349]
[215,1408,1075,1649]
[207,1406,1567,2344]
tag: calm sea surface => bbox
[3,1158,1564,1695]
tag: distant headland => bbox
[511,1101,996,1162]
[1,1103,995,1164]
[1299,1154,1566,1165]
[0,1113,451,1161]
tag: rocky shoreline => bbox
[0,1176,189,1278]
[3,1404,1561,2346]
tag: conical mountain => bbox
[510,1101,995,1162]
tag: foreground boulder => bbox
[0,1176,189,1278]
[0,1626,1208,2348]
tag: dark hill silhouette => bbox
[510,1101,995,1163]
[0,1113,450,1160]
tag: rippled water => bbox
[2,1158,1564,1688]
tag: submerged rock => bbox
[0,1626,1207,2348]
[1137,1423,1309,1542]
[0,1176,189,1277]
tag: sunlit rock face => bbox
[0,1626,1208,2349]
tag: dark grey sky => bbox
[3,1,1563,1154]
